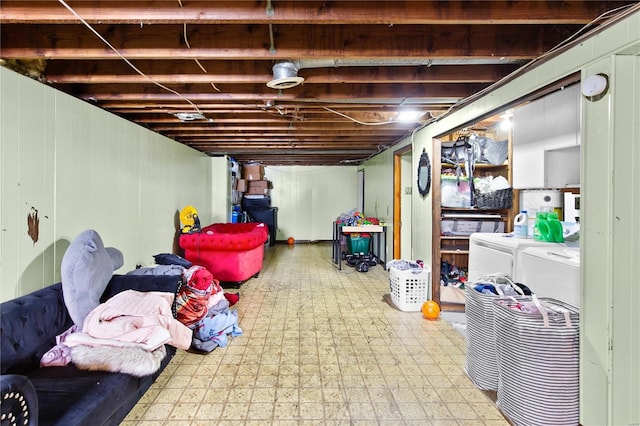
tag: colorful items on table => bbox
[335,209,381,227]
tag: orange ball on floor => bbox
[421,300,440,320]
[287,237,295,245]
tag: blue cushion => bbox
[61,230,123,327]
[100,274,181,303]
[153,253,192,268]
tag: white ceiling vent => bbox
[266,61,305,89]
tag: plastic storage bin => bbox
[347,235,371,255]
[441,175,473,208]
[389,266,431,311]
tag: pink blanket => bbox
[79,290,192,350]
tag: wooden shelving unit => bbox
[431,120,516,312]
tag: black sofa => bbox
[0,274,182,426]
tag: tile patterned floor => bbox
[122,242,509,425]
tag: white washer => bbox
[468,233,558,283]
[516,246,580,308]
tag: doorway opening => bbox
[393,145,412,260]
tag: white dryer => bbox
[468,233,558,283]
[516,246,581,308]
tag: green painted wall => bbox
[364,9,640,425]
[1,8,639,423]
[0,68,218,302]
[265,165,358,241]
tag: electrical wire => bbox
[427,2,639,126]
[326,5,637,132]
[390,3,640,166]
[183,24,206,72]
[181,22,221,92]
[327,4,638,141]
[323,107,415,126]
[56,0,638,158]
[58,0,203,115]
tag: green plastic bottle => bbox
[547,211,564,243]
[534,211,550,241]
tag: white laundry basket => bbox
[389,265,431,312]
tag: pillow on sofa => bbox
[153,253,192,268]
[100,275,181,303]
[61,230,123,327]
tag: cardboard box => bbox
[235,179,247,192]
[246,180,272,195]
[243,164,265,181]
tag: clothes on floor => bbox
[175,265,223,328]
[191,298,243,353]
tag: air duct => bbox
[266,61,304,89]
[266,57,526,90]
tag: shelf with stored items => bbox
[432,121,517,312]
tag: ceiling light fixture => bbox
[395,110,424,123]
[499,110,513,131]
[173,112,206,121]
[581,73,609,99]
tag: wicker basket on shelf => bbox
[474,187,512,210]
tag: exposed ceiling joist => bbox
[0,1,619,24]
[2,1,637,165]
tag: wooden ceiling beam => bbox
[225,157,366,166]
[177,148,397,156]
[174,134,397,141]
[161,128,402,134]
[160,133,404,139]
[166,137,407,145]
[180,141,386,147]
[66,82,486,101]
[132,112,420,123]
[3,1,626,166]
[1,24,577,60]
[148,123,416,131]
[180,135,388,141]
[158,134,407,140]
[0,1,622,25]
[45,62,520,84]
[116,109,434,119]
[200,148,380,153]
[185,147,384,155]
[99,102,452,112]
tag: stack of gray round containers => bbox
[465,284,503,390]
[465,274,525,391]
[492,296,580,425]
